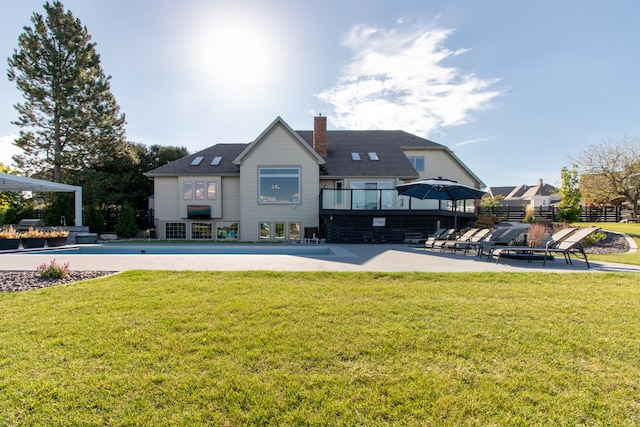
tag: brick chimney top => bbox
[313,115,327,158]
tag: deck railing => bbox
[320,189,477,213]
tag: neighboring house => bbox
[145,116,485,242]
[487,179,559,209]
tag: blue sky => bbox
[1,0,639,187]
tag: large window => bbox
[259,168,300,204]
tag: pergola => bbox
[0,173,82,226]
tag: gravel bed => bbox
[0,271,116,293]
[582,231,630,254]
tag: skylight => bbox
[368,152,379,161]
[210,156,222,166]
[351,152,361,161]
[191,156,204,166]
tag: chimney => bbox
[313,115,327,158]
[538,178,543,186]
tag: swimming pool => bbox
[27,244,337,256]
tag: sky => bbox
[1,0,639,188]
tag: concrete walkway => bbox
[2,243,640,273]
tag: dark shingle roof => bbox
[297,130,442,178]
[146,130,444,179]
[145,143,247,176]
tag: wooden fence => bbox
[478,205,623,223]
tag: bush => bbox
[37,259,69,279]
[583,231,607,245]
[476,213,501,228]
[85,207,105,234]
[115,205,139,238]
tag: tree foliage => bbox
[7,1,132,183]
[557,164,582,223]
[573,135,640,216]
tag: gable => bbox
[233,116,325,166]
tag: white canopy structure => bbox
[0,173,82,226]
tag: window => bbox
[207,182,216,199]
[183,182,193,200]
[195,181,205,200]
[407,156,424,171]
[217,222,238,240]
[210,156,222,165]
[165,222,186,239]
[368,152,379,161]
[183,181,217,200]
[191,222,212,239]
[191,156,203,166]
[351,152,361,161]
[259,168,300,204]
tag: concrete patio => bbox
[2,243,639,273]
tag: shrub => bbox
[583,231,607,245]
[115,205,139,238]
[476,213,501,228]
[527,223,550,246]
[37,259,70,279]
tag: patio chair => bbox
[478,227,527,258]
[424,228,455,250]
[487,226,577,261]
[431,228,480,251]
[542,226,601,267]
[403,229,444,246]
[490,227,595,267]
[445,228,492,254]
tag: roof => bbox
[0,173,81,192]
[488,180,558,200]
[297,130,429,179]
[145,144,246,177]
[145,118,483,186]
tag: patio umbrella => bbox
[396,177,487,228]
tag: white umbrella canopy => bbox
[396,177,487,229]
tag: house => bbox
[487,179,559,209]
[145,116,485,242]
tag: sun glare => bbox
[184,6,286,103]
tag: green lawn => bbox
[1,271,639,426]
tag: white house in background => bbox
[145,116,485,242]
[487,179,559,208]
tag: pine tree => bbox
[7,1,133,183]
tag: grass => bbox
[1,271,640,426]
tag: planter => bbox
[21,237,46,249]
[46,236,68,247]
[0,239,21,251]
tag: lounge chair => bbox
[424,228,455,250]
[542,227,601,267]
[432,228,480,251]
[403,228,445,247]
[487,227,577,262]
[478,227,528,258]
[445,228,492,254]
[491,227,598,267]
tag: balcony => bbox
[320,189,477,214]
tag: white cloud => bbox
[316,24,502,137]
[0,135,20,168]
[453,137,494,148]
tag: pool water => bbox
[30,244,336,256]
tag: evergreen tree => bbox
[7,1,133,183]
